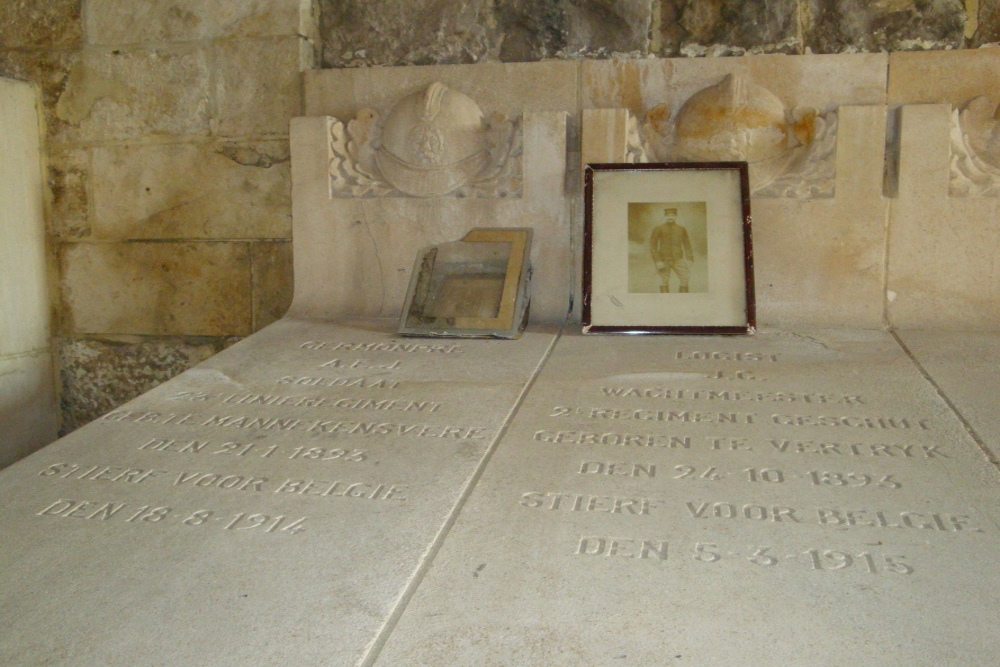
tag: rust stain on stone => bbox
[644,103,671,135]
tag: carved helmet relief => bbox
[673,74,789,163]
[328,82,522,198]
[639,74,837,198]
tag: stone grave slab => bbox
[0,317,556,665]
[897,330,1000,464]
[374,330,1000,665]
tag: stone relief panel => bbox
[950,96,1000,197]
[635,74,837,198]
[327,82,522,198]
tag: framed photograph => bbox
[398,227,533,339]
[583,162,755,334]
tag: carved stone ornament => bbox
[328,82,522,198]
[637,74,837,198]
[951,96,1000,197]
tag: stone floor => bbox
[0,319,997,665]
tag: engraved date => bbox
[36,498,308,535]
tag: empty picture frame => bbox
[399,227,533,338]
[583,162,755,334]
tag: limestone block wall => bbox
[0,1,312,435]
[1,0,999,445]
[0,78,58,467]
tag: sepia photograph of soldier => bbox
[628,202,708,293]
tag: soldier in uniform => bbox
[648,207,694,293]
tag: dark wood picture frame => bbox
[583,162,755,335]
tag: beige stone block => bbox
[887,103,1000,329]
[57,335,230,433]
[582,53,888,117]
[0,0,82,49]
[48,147,90,239]
[0,353,59,468]
[888,49,1000,106]
[91,141,291,240]
[0,77,50,358]
[213,37,303,138]
[251,241,293,330]
[84,0,301,45]
[304,60,580,120]
[753,105,889,329]
[53,46,210,143]
[60,241,252,336]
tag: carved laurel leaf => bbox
[755,110,837,199]
[329,112,396,197]
[459,113,523,197]
[950,103,1000,197]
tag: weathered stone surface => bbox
[887,48,1000,107]
[0,0,82,50]
[320,0,497,67]
[90,140,290,240]
[212,37,303,137]
[657,0,804,57]
[57,335,231,434]
[47,148,90,239]
[85,0,300,45]
[59,241,253,337]
[0,50,81,142]
[53,46,210,143]
[972,0,1000,44]
[251,241,293,330]
[496,0,652,61]
[806,0,966,53]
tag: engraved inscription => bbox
[36,498,308,535]
[770,415,931,430]
[552,406,759,424]
[300,341,462,353]
[574,460,902,490]
[104,411,490,441]
[574,538,915,574]
[600,387,865,406]
[139,439,369,464]
[576,537,669,560]
[520,492,652,515]
[675,351,779,362]
[579,461,656,478]
[766,439,948,459]
[534,430,691,449]
[685,501,984,533]
[39,463,166,484]
[318,358,401,371]
[278,376,399,389]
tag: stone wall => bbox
[1,0,997,438]
[0,1,313,435]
